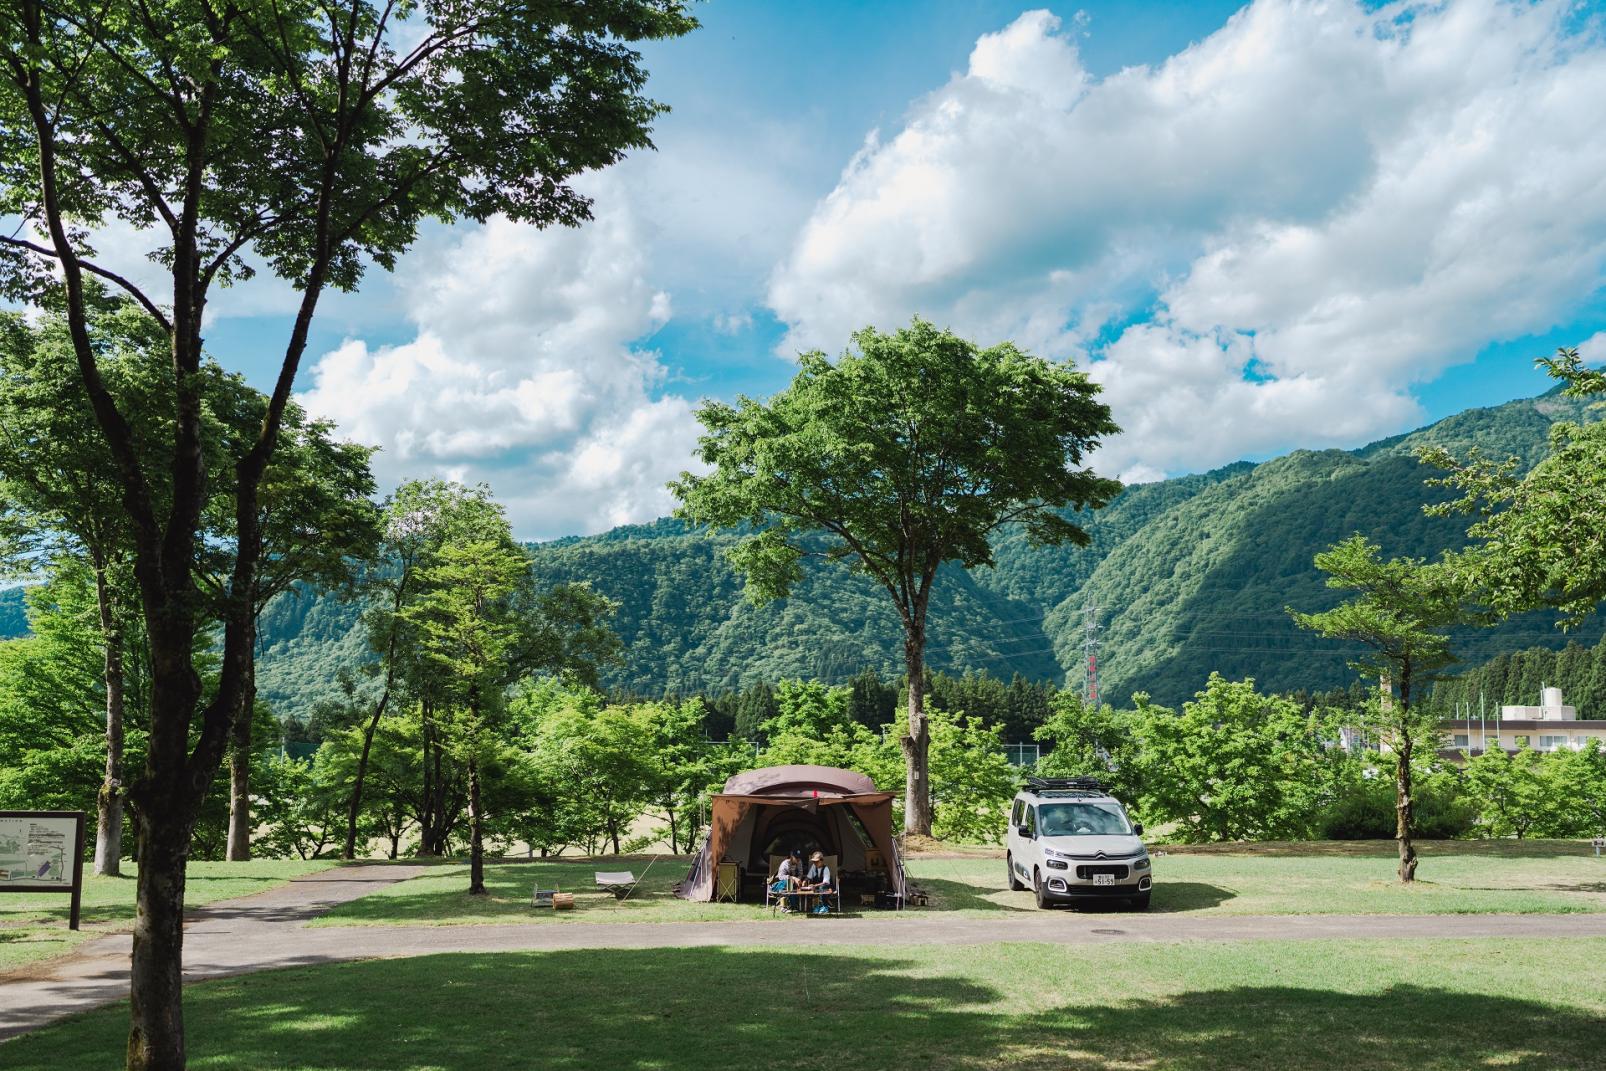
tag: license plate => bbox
[1093,874,1115,886]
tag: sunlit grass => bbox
[314,841,1606,926]
[9,938,1605,1070]
[918,839,1606,916]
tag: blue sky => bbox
[201,0,1606,537]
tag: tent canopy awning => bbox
[711,791,895,808]
[720,765,877,797]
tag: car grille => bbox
[1075,864,1129,880]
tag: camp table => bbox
[595,871,638,899]
[768,886,842,916]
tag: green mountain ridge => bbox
[139,391,1606,717]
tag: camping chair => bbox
[594,871,638,900]
[763,855,794,913]
[805,855,842,916]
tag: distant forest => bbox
[9,391,1604,722]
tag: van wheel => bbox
[1033,869,1052,909]
[1129,892,1151,911]
[1006,854,1025,891]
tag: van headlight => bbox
[1132,856,1151,870]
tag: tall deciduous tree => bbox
[0,2,691,1063]
[404,539,529,895]
[0,306,163,875]
[202,399,379,862]
[341,480,500,859]
[672,319,1120,834]
[1421,347,1606,624]
[1292,536,1466,882]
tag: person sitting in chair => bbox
[772,849,803,913]
[803,851,835,914]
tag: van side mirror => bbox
[1017,824,1032,839]
[1133,822,1144,836]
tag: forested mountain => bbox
[245,389,1606,714]
[0,587,26,638]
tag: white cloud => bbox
[1579,331,1606,365]
[769,0,1606,477]
[713,310,754,335]
[299,179,701,538]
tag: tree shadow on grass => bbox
[6,948,1603,1071]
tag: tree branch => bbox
[0,234,174,333]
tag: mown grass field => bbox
[8,937,1606,1070]
[311,840,1606,926]
[0,859,337,972]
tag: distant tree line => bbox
[619,667,1057,746]
[1431,635,1606,717]
[1039,674,1606,844]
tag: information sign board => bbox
[0,811,87,929]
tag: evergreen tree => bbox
[1588,642,1606,716]
[845,668,897,729]
[1556,642,1592,704]
[733,682,779,743]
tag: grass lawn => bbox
[311,855,777,926]
[0,858,337,972]
[918,838,1606,916]
[313,840,1606,926]
[8,937,1606,1070]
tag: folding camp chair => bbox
[594,871,637,900]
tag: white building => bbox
[1498,686,1577,722]
[1445,686,1606,758]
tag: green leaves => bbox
[1421,347,1606,624]
[672,318,1122,611]
[1291,534,1465,705]
[1131,675,1332,843]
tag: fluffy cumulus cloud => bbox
[299,181,700,538]
[769,0,1606,480]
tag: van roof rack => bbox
[1025,776,1106,793]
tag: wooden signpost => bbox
[0,810,87,929]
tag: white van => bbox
[1006,777,1152,910]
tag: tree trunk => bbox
[467,756,485,895]
[225,656,255,862]
[900,631,932,836]
[126,783,194,1070]
[1394,672,1418,884]
[343,692,389,860]
[1395,736,1417,882]
[93,563,125,877]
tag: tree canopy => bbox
[673,318,1119,833]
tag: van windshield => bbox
[1037,802,1131,837]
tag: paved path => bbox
[6,863,1606,1041]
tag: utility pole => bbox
[1082,604,1102,709]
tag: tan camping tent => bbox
[676,765,906,902]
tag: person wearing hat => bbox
[802,851,835,915]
